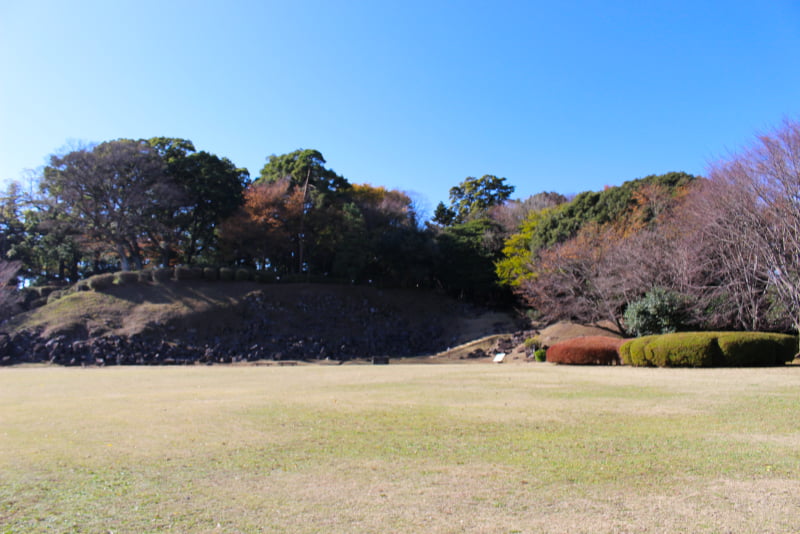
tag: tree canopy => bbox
[433,175,514,226]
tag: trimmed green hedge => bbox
[88,273,115,291]
[235,268,253,281]
[114,271,140,285]
[153,268,173,282]
[620,332,797,367]
[203,267,219,281]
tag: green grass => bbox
[2,365,800,533]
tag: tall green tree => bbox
[147,137,248,265]
[434,175,515,226]
[257,149,349,194]
[255,149,351,274]
[434,218,508,302]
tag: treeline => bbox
[499,119,800,335]
[3,119,800,335]
[0,140,518,307]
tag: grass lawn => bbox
[2,363,800,533]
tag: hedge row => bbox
[546,336,624,365]
[620,332,797,367]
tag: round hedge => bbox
[620,332,797,367]
[114,271,140,285]
[546,336,624,365]
[153,268,173,282]
[202,267,219,281]
[88,273,115,291]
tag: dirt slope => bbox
[3,281,520,364]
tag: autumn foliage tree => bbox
[219,179,305,273]
[510,173,697,329]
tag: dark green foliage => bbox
[219,267,235,281]
[715,332,797,366]
[235,268,253,281]
[528,172,696,252]
[432,202,456,226]
[434,218,507,301]
[257,148,349,194]
[74,279,91,291]
[88,273,115,291]
[138,270,153,282]
[114,271,140,285]
[147,138,248,265]
[174,266,192,280]
[620,332,797,367]
[255,270,276,283]
[435,175,515,226]
[624,288,690,336]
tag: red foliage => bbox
[546,336,625,365]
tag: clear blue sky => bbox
[2,1,799,217]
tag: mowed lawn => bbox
[2,364,800,533]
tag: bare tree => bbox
[705,118,800,332]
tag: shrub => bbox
[74,279,91,292]
[153,268,173,282]
[138,270,154,282]
[35,286,56,298]
[203,267,219,281]
[716,332,797,366]
[644,332,719,367]
[546,336,624,365]
[534,348,547,362]
[524,337,540,351]
[88,273,115,291]
[235,268,252,281]
[620,332,797,367]
[114,271,140,285]
[47,290,65,304]
[624,288,689,337]
[255,270,276,283]
[174,266,195,280]
[219,267,235,281]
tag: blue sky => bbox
[2,1,799,217]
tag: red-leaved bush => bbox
[546,336,625,365]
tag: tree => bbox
[511,174,698,329]
[218,180,305,273]
[434,218,508,302]
[434,175,515,225]
[488,191,567,234]
[147,138,248,265]
[689,118,800,332]
[0,260,21,321]
[257,149,349,194]
[42,140,179,271]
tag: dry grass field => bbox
[2,363,800,533]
